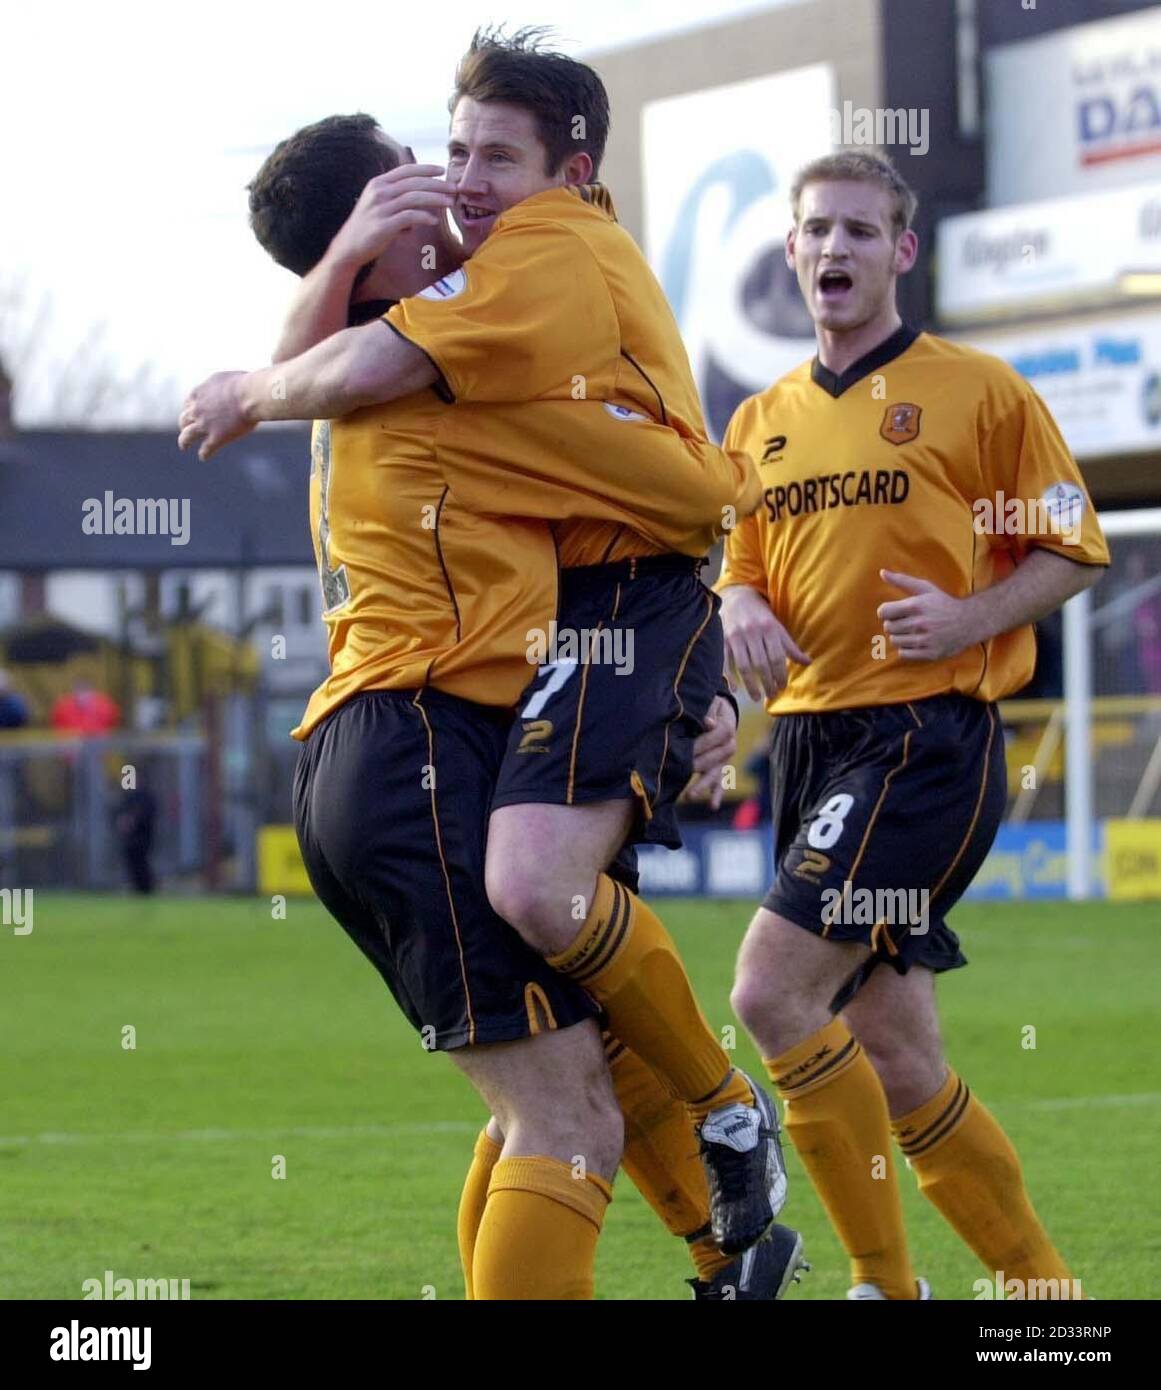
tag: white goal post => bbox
[1062,507,1161,899]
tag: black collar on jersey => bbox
[810,323,919,398]
[347,298,397,327]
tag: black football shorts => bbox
[491,554,722,848]
[293,687,604,1050]
[763,693,1007,1007]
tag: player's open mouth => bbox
[817,269,853,299]
[460,204,497,224]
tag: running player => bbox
[718,150,1108,1299]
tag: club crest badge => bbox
[880,402,921,445]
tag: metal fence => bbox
[0,732,214,891]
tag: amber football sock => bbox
[472,1156,612,1300]
[893,1071,1076,1289]
[549,874,751,1117]
[605,1036,733,1281]
[457,1129,502,1300]
[768,1017,916,1299]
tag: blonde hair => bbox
[790,151,917,236]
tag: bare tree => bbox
[0,275,183,429]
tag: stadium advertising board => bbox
[956,310,1161,458]
[987,9,1161,207]
[258,825,313,897]
[641,64,834,439]
[965,822,1106,902]
[634,823,1106,900]
[638,827,773,898]
[260,820,1117,902]
[1105,819,1161,900]
[937,182,1161,323]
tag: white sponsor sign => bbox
[956,311,1161,458]
[642,65,835,439]
[637,845,701,894]
[705,831,768,897]
[937,183,1161,322]
[987,10,1161,206]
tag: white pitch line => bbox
[0,1120,479,1147]
[1017,1092,1161,1112]
[2,1094,1159,1148]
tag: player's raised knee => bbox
[486,858,572,954]
[486,857,542,932]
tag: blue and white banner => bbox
[987,10,1161,206]
[638,821,1106,899]
[957,310,1161,460]
[966,822,1106,901]
[638,826,773,898]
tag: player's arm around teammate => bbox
[269,156,458,362]
[224,106,787,1299]
[182,38,784,1259]
[182,141,761,549]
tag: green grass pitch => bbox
[2,894,1158,1300]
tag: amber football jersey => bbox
[388,185,741,565]
[718,326,1109,715]
[295,391,756,739]
[295,392,553,737]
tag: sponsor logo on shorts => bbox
[517,720,553,754]
[792,849,831,882]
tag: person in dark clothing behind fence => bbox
[116,785,158,894]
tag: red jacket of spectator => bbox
[51,687,121,735]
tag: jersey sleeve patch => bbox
[603,402,651,423]
[418,268,468,301]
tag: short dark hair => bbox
[450,26,609,177]
[247,113,401,277]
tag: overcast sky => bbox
[1,0,788,426]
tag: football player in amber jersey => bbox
[181,29,789,1267]
[182,108,799,1299]
[717,151,1108,1300]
